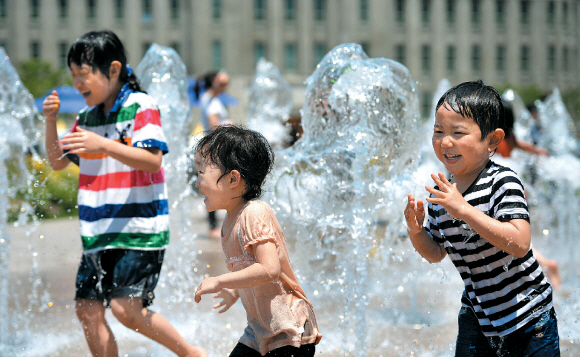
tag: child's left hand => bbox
[212,288,239,313]
[194,276,221,303]
[61,127,107,154]
[425,172,468,219]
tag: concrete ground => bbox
[5,195,580,356]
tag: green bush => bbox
[7,155,78,222]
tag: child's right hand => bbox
[405,194,425,235]
[42,90,60,122]
[212,288,239,313]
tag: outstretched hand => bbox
[405,194,425,234]
[212,288,239,313]
[61,126,107,154]
[194,276,221,303]
[425,173,468,219]
[42,90,60,122]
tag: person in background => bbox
[193,71,231,239]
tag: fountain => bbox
[263,44,463,356]
[0,47,47,355]
[2,42,579,356]
[246,58,293,149]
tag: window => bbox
[170,42,180,55]
[31,41,41,58]
[87,0,96,19]
[30,0,40,18]
[446,45,456,74]
[115,0,124,19]
[562,46,569,72]
[562,2,568,30]
[394,44,405,65]
[547,1,555,26]
[520,45,530,72]
[0,0,5,18]
[361,42,370,56]
[360,0,368,22]
[421,45,431,75]
[496,45,506,72]
[58,0,67,18]
[547,45,556,73]
[284,0,296,20]
[421,0,430,27]
[421,92,431,119]
[212,41,222,70]
[313,42,326,68]
[142,0,152,23]
[314,0,325,21]
[254,42,267,65]
[520,1,530,26]
[471,45,481,73]
[254,0,266,20]
[284,43,296,72]
[446,0,455,27]
[170,0,179,20]
[395,0,405,24]
[471,0,480,25]
[142,42,151,57]
[59,42,67,68]
[496,0,505,25]
[212,0,221,20]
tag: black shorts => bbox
[75,248,165,308]
[229,343,315,357]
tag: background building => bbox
[1,0,579,121]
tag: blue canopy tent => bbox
[34,85,86,113]
[187,77,239,107]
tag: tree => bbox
[17,59,71,98]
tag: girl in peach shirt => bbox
[194,125,322,356]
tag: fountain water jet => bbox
[247,58,293,149]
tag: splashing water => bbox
[0,47,46,354]
[247,58,293,149]
[264,44,461,356]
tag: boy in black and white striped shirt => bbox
[404,80,559,356]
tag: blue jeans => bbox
[455,307,560,357]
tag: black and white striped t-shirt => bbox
[426,160,552,337]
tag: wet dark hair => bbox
[435,80,505,140]
[67,30,143,92]
[193,71,219,99]
[196,125,274,201]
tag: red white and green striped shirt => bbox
[74,87,169,252]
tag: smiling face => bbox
[70,62,120,114]
[432,105,502,185]
[194,152,229,212]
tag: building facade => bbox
[1,0,579,117]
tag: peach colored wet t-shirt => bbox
[222,200,322,355]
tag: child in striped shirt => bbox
[404,80,559,356]
[43,30,206,357]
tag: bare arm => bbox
[43,91,71,171]
[61,126,162,173]
[405,194,447,263]
[195,241,280,302]
[426,173,531,258]
[514,139,550,156]
[207,113,220,129]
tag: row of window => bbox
[2,0,576,30]
[402,0,578,28]
[1,0,180,21]
[16,39,575,76]
[396,44,575,75]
